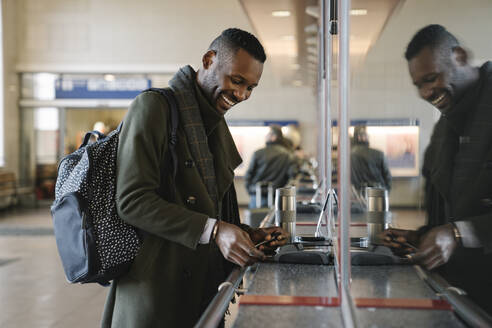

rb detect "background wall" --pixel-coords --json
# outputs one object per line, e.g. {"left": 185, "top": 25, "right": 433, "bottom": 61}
{"left": 5, "top": 0, "right": 318, "bottom": 205}
{"left": 12, "top": 0, "right": 318, "bottom": 154}
{"left": 4, "top": 0, "right": 492, "bottom": 206}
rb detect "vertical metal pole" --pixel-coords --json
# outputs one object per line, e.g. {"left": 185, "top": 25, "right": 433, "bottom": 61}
{"left": 323, "top": 0, "right": 333, "bottom": 238}
{"left": 319, "top": 0, "right": 327, "bottom": 202}
{"left": 338, "top": 0, "right": 351, "bottom": 291}
{"left": 338, "top": 0, "right": 356, "bottom": 325}
{"left": 58, "top": 107, "right": 66, "bottom": 159}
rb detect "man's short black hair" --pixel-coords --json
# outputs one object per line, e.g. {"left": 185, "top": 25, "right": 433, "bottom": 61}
{"left": 209, "top": 28, "right": 266, "bottom": 63}
{"left": 405, "top": 24, "right": 459, "bottom": 61}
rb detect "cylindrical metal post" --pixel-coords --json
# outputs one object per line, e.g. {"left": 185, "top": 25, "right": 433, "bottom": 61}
{"left": 323, "top": 0, "right": 333, "bottom": 238}
{"left": 319, "top": 0, "right": 327, "bottom": 202}
{"left": 338, "top": 0, "right": 351, "bottom": 292}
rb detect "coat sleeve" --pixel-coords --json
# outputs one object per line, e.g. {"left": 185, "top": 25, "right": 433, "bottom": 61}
{"left": 463, "top": 213, "right": 492, "bottom": 253}
{"left": 116, "top": 92, "right": 208, "bottom": 250}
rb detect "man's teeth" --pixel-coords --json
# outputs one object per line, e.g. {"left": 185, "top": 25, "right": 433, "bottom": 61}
{"left": 221, "top": 94, "right": 235, "bottom": 106}
{"left": 432, "top": 93, "right": 445, "bottom": 106}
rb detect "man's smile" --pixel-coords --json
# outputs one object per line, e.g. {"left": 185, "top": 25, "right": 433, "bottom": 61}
{"left": 220, "top": 94, "right": 237, "bottom": 108}
{"left": 429, "top": 91, "right": 451, "bottom": 111}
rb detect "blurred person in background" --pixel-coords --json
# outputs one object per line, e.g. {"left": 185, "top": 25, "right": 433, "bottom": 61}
{"left": 102, "top": 28, "right": 289, "bottom": 328}
{"left": 283, "top": 124, "right": 314, "bottom": 178}
{"left": 383, "top": 24, "right": 492, "bottom": 314}
{"left": 244, "top": 125, "right": 298, "bottom": 208}
{"left": 350, "top": 125, "right": 392, "bottom": 194}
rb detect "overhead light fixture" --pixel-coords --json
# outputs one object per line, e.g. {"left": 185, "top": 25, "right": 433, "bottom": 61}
{"left": 306, "top": 37, "right": 317, "bottom": 45}
{"left": 307, "top": 54, "right": 318, "bottom": 63}
{"left": 104, "top": 74, "right": 115, "bottom": 82}
{"left": 305, "top": 6, "right": 319, "bottom": 18}
{"left": 304, "top": 23, "right": 318, "bottom": 34}
{"left": 281, "top": 35, "right": 295, "bottom": 41}
{"left": 272, "top": 10, "right": 291, "bottom": 17}
{"left": 292, "top": 80, "right": 303, "bottom": 87}
{"left": 307, "top": 46, "right": 317, "bottom": 55}
{"left": 350, "top": 9, "right": 367, "bottom": 16}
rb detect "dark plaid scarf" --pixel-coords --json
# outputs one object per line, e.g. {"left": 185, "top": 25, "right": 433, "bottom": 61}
{"left": 168, "top": 66, "right": 219, "bottom": 213}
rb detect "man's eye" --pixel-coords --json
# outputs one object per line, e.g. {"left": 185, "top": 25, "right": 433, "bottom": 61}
{"left": 231, "top": 79, "right": 241, "bottom": 84}
{"left": 424, "top": 75, "right": 438, "bottom": 83}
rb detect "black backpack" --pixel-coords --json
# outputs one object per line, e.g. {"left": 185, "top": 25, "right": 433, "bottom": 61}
{"left": 51, "top": 88, "right": 179, "bottom": 286}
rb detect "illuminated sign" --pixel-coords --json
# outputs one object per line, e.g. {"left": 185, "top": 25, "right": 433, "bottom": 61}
{"left": 55, "top": 77, "right": 151, "bottom": 99}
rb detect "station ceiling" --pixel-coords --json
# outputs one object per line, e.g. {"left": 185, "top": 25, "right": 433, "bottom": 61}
{"left": 240, "top": 0, "right": 401, "bottom": 88}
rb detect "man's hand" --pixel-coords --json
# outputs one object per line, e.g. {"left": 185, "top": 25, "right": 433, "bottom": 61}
{"left": 248, "top": 226, "right": 290, "bottom": 251}
{"left": 215, "top": 221, "right": 265, "bottom": 267}
{"left": 412, "top": 224, "right": 458, "bottom": 270}
{"left": 381, "top": 228, "right": 420, "bottom": 255}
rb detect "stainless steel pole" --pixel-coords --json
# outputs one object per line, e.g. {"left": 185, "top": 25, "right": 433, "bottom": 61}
{"left": 324, "top": 0, "right": 332, "bottom": 204}
{"left": 338, "top": 0, "right": 351, "bottom": 291}
{"left": 338, "top": 0, "right": 356, "bottom": 326}
{"left": 319, "top": 0, "right": 327, "bottom": 202}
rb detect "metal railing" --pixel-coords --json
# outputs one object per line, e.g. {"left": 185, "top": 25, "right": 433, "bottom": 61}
{"left": 194, "top": 266, "right": 249, "bottom": 328}
{"left": 414, "top": 265, "right": 492, "bottom": 327}
{"left": 194, "top": 209, "right": 273, "bottom": 328}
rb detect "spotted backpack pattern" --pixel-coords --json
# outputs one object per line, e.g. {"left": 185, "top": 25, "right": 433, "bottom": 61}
{"left": 51, "top": 88, "right": 179, "bottom": 285}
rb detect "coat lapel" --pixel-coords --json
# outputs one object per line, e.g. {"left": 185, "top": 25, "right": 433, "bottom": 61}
{"left": 429, "top": 119, "right": 458, "bottom": 204}
{"left": 209, "top": 120, "right": 242, "bottom": 202}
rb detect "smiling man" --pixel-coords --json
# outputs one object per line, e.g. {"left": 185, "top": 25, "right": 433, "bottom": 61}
{"left": 383, "top": 24, "right": 492, "bottom": 314}
{"left": 102, "top": 28, "right": 289, "bottom": 328}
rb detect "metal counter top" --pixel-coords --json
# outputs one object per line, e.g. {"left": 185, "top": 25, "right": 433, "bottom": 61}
{"left": 231, "top": 208, "right": 469, "bottom": 327}
{"left": 232, "top": 262, "right": 466, "bottom": 327}
{"left": 245, "top": 263, "right": 338, "bottom": 297}
{"left": 234, "top": 263, "right": 342, "bottom": 328}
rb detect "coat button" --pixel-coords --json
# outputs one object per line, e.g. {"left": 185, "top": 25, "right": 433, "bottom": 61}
{"left": 183, "top": 269, "right": 192, "bottom": 279}
{"left": 186, "top": 196, "right": 197, "bottom": 205}
{"left": 480, "top": 198, "right": 492, "bottom": 207}
{"left": 184, "top": 159, "right": 195, "bottom": 168}
{"left": 484, "top": 161, "right": 492, "bottom": 169}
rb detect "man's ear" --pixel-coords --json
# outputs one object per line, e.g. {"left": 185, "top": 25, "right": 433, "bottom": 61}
{"left": 452, "top": 46, "right": 468, "bottom": 66}
{"left": 202, "top": 50, "right": 217, "bottom": 69}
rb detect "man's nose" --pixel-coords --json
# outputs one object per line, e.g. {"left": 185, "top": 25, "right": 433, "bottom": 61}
{"left": 419, "top": 86, "right": 433, "bottom": 101}
{"left": 234, "top": 87, "right": 248, "bottom": 102}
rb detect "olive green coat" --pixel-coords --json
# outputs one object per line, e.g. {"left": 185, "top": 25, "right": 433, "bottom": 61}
{"left": 101, "top": 69, "right": 242, "bottom": 328}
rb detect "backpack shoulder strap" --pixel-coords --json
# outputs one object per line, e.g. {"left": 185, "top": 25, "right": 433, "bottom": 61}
{"left": 142, "top": 88, "right": 179, "bottom": 180}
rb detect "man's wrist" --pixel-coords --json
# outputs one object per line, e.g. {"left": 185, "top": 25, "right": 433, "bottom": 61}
{"left": 450, "top": 222, "right": 462, "bottom": 246}
{"left": 199, "top": 218, "right": 217, "bottom": 244}
{"left": 211, "top": 220, "right": 220, "bottom": 243}
{"left": 453, "top": 220, "right": 482, "bottom": 248}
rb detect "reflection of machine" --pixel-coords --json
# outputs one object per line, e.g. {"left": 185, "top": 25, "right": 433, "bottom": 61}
{"left": 333, "top": 119, "right": 420, "bottom": 177}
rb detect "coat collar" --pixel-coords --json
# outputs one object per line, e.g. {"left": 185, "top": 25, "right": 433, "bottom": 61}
{"left": 169, "top": 65, "right": 242, "bottom": 198}
{"left": 193, "top": 79, "right": 222, "bottom": 137}
{"left": 427, "top": 62, "right": 492, "bottom": 201}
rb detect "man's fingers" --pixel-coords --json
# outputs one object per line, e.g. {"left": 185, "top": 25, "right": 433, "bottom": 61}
{"left": 229, "top": 253, "right": 247, "bottom": 267}
{"left": 411, "top": 246, "right": 432, "bottom": 263}
{"left": 235, "top": 242, "right": 264, "bottom": 262}
{"left": 232, "top": 247, "right": 256, "bottom": 266}
{"left": 421, "top": 248, "right": 444, "bottom": 270}
{"left": 427, "top": 257, "right": 445, "bottom": 271}
{"left": 395, "top": 236, "right": 408, "bottom": 243}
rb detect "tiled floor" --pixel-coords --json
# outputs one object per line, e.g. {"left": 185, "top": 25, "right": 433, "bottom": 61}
{"left": 0, "top": 207, "right": 106, "bottom": 328}
{"left": 0, "top": 206, "right": 426, "bottom": 327}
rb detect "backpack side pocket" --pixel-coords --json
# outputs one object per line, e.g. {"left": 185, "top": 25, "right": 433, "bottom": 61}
{"left": 51, "top": 192, "right": 95, "bottom": 283}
